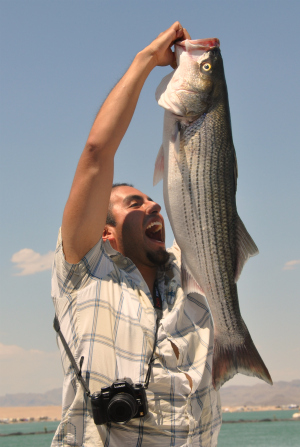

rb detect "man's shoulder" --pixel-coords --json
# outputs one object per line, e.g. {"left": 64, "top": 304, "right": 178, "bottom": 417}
{"left": 52, "top": 229, "right": 115, "bottom": 295}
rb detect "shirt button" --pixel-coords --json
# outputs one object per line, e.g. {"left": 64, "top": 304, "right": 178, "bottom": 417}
{"left": 123, "top": 259, "right": 128, "bottom": 265}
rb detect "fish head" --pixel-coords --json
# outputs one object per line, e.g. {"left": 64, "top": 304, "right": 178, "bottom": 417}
{"left": 156, "top": 38, "right": 226, "bottom": 120}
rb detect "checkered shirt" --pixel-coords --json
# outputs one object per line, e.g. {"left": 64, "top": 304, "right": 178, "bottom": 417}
{"left": 51, "top": 228, "right": 221, "bottom": 446}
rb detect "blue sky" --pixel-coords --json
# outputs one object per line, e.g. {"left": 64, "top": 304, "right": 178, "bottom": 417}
{"left": 0, "top": 0, "right": 299, "bottom": 395}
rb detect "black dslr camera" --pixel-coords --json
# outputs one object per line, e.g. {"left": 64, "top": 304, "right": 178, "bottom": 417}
{"left": 91, "top": 379, "right": 148, "bottom": 425}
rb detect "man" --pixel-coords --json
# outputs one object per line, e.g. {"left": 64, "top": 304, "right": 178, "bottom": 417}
{"left": 51, "top": 22, "right": 222, "bottom": 446}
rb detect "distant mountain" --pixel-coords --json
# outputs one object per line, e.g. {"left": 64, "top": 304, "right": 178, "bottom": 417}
{"left": 0, "top": 380, "right": 299, "bottom": 407}
{"left": 220, "top": 379, "right": 300, "bottom": 407}
{"left": 0, "top": 388, "right": 62, "bottom": 407}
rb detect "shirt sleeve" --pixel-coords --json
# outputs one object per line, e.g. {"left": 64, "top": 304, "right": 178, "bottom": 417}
{"left": 51, "top": 228, "right": 108, "bottom": 298}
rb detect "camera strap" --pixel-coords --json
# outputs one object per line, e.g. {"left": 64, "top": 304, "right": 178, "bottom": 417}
{"left": 153, "top": 279, "right": 162, "bottom": 310}
{"left": 53, "top": 315, "right": 91, "bottom": 397}
{"left": 144, "top": 281, "right": 162, "bottom": 388}
{"left": 53, "top": 281, "right": 162, "bottom": 393}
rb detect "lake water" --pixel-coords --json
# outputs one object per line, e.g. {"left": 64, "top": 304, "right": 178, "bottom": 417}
{"left": 0, "top": 420, "right": 58, "bottom": 447}
{"left": 220, "top": 410, "right": 299, "bottom": 447}
{"left": 0, "top": 411, "right": 299, "bottom": 446}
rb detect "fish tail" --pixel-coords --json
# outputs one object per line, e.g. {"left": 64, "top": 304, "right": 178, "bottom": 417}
{"left": 212, "top": 332, "right": 273, "bottom": 390}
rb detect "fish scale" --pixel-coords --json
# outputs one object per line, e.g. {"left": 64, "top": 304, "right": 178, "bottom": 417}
{"left": 155, "top": 38, "right": 272, "bottom": 389}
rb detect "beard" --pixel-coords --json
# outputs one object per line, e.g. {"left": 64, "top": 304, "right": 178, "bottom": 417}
{"left": 146, "top": 248, "right": 170, "bottom": 266}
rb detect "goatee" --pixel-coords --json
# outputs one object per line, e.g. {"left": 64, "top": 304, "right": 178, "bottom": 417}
{"left": 146, "top": 249, "right": 170, "bottom": 266}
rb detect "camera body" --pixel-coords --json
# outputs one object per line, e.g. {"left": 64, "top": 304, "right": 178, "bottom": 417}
{"left": 91, "top": 379, "right": 148, "bottom": 425}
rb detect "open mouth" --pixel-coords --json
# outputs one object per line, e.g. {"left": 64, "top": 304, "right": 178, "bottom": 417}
{"left": 145, "top": 221, "right": 163, "bottom": 242}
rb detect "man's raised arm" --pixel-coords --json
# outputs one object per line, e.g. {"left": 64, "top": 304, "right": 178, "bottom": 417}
{"left": 61, "top": 22, "right": 190, "bottom": 263}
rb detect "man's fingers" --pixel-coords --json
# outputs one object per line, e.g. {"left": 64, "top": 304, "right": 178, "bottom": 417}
{"left": 182, "top": 28, "right": 191, "bottom": 40}
{"left": 170, "top": 53, "right": 177, "bottom": 70}
{"left": 175, "top": 27, "right": 184, "bottom": 39}
{"left": 150, "top": 22, "right": 190, "bottom": 68}
{"left": 175, "top": 28, "right": 191, "bottom": 41}
{"left": 173, "top": 25, "right": 191, "bottom": 45}
{"left": 169, "top": 25, "right": 191, "bottom": 69}
{"left": 157, "top": 22, "right": 190, "bottom": 48}
{"left": 171, "top": 21, "right": 184, "bottom": 31}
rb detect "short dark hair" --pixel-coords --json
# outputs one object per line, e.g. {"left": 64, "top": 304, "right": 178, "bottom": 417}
{"left": 106, "top": 183, "right": 134, "bottom": 227}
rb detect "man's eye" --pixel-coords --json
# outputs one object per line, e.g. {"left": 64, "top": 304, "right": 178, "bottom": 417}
{"left": 129, "top": 203, "right": 139, "bottom": 208}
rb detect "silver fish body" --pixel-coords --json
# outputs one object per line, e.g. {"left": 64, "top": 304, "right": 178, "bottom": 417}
{"left": 155, "top": 39, "right": 272, "bottom": 389}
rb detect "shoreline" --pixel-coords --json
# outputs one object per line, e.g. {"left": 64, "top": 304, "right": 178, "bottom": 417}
{"left": 0, "top": 406, "right": 61, "bottom": 422}
{"left": 221, "top": 405, "right": 296, "bottom": 413}
{"left": 0, "top": 405, "right": 298, "bottom": 424}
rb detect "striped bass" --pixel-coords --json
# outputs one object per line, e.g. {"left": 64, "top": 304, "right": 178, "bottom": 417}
{"left": 154, "top": 38, "right": 272, "bottom": 390}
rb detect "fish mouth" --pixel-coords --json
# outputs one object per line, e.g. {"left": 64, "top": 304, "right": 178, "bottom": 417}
{"left": 176, "top": 38, "right": 220, "bottom": 51}
{"left": 145, "top": 221, "right": 164, "bottom": 243}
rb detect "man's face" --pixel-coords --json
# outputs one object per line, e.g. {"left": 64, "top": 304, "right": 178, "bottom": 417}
{"left": 104, "top": 186, "right": 169, "bottom": 268}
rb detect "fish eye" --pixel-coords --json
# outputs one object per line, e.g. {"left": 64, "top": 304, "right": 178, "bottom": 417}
{"left": 202, "top": 63, "right": 212, "bottom": 71}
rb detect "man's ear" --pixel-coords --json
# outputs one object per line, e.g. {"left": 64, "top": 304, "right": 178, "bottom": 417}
{"left": 102, "top": 225, "right": 117, "bottom": 250}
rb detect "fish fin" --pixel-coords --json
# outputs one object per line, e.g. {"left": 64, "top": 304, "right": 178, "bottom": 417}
{"left": 235, "top": 215, "right": 259, "bottom": 282}
{"left": 233, "top": 144, "right": 238, "bottom": 194}
{"left": 166, "top": 119, "right": 181, "bottom": 165}
{"left": 212, "top": 330, "right": 273, "bottom": 390}
{"left": 153, "top": 144, "right": 164, "bottom": 186}
{"left": 161, "top": 111, "right": 181, "bottom": 165}
{"left": 181, "top": 258, "right": 205, "bottom": 296}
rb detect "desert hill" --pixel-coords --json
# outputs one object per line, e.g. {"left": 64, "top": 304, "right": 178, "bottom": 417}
{"left": 0, "top": 380, "right": 299, "bottom": 407}
{"left": 220, "top": 379, "right": 300, "bottom": 407}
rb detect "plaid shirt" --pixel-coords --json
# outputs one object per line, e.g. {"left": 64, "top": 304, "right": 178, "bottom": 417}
{"left": 51, "top": 229, "right": 221, "bottom": 446}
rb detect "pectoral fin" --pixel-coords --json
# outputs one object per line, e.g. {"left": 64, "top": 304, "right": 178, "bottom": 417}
{"left": 235, "top": 215, "right": 259, "bottom": 282}
{"left": 153, "top": 144, "right": 164, "bottom": 186}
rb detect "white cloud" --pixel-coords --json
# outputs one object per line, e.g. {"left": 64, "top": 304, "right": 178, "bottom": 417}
{"left": 0, "top": 343, "right": 63, "bottom": 395}
{"left": 11, "top": 248, "right": 54, "bottom": 275}
{"left": 283, "top": 259, "right": 300, "bottom": 271}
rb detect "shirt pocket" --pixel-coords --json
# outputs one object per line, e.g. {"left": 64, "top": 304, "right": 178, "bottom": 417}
{"left": 56, "top": 385, "right": 86, "bottom": 446}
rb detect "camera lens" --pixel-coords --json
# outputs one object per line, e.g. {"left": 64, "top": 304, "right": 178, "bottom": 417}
{"left": 107, "top": 393, "right": 138, "bottom": 424}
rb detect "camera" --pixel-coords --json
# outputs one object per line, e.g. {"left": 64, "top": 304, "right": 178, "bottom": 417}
{"left": 91, "top": 379, "right": 148, "bottom": 425}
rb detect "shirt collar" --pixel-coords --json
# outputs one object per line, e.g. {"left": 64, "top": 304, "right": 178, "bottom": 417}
{"left": 103, "top": 239, "right": 176, "bottom": 285}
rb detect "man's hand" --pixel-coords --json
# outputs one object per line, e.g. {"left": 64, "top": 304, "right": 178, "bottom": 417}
{"left": 145, "top": 22, "right": 191, "bottom": 69}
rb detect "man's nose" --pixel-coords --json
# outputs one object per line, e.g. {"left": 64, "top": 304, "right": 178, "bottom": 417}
{"left": 147, "top": 201, "right": 161, "bottom": 214}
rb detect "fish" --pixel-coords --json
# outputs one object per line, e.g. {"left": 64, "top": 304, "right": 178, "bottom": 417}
{"left": 154, "top": 38, "right": 272, "bottom": 390}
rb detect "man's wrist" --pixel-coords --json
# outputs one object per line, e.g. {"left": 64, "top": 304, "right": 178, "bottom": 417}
{"left": 134, "top": 46, "right": 158, "bottom": 75}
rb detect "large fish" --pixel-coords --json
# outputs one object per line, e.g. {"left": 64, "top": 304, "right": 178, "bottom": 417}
{"left": 154, "top": 38, "right": 272, "bottom": 390}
